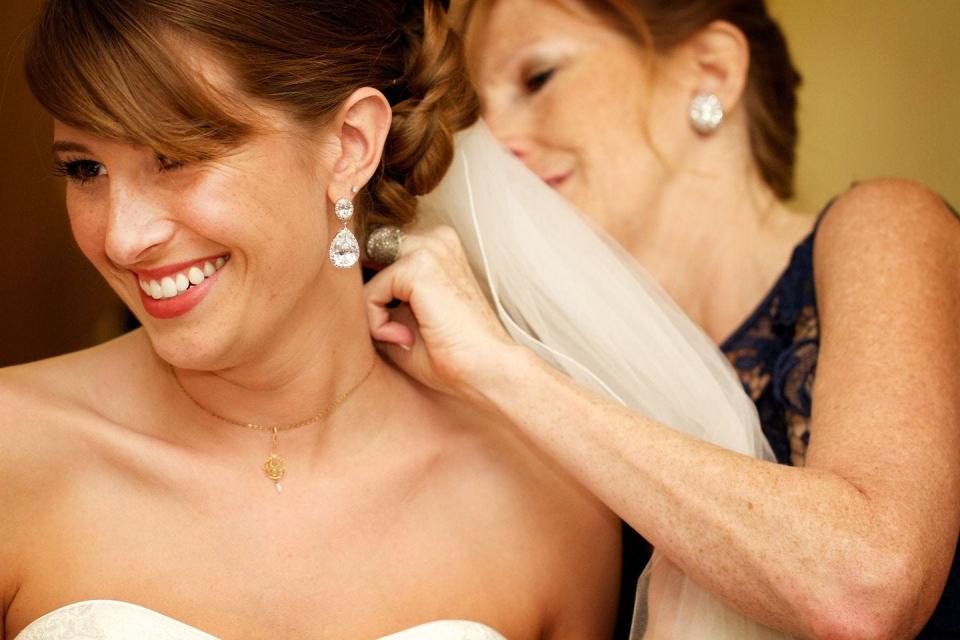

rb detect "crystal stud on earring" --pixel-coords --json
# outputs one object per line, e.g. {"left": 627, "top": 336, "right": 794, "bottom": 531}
{"left": 689, "top": 93, "right": 724, "bottom": 134}
{"left": 329, "top": 197, "right": 360, "bottom": 269}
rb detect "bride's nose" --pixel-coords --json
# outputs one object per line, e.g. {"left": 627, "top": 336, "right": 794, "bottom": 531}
{"left": 103, "top": 182, "right": 176, "bottom": 267}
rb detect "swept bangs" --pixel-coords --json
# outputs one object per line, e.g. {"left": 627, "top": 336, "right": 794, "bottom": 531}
{"left": 25, "top": 0, "right": 251, "bottom": 160}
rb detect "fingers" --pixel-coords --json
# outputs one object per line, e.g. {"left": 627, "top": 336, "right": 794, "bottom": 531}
{"left": 369, "top": 298, "right": 417, "bottom": 347}
{"left": 365, "top": 236, "right": 437, "bottom": 350}
{"left": 375, "top": 305, "right": 421, "bottom": 356}
{"left": 363, "top": 230, "right": 432, "bottom": 309}
{"left": 364, "top": 262, "right": 417, "bottom": 348}
{"left": 362, "top": 224, "right": 509, "bottom": 398}
{"left": 370, "top": 319, "right": 415, "bottom": 347}
{"left": 363, "top": 223, "right": 500, "bottom": 356}
{"left": 363, "top": 226, "right": 456, "bottom": 345}
{"left": 374, "top": 306, "right": 430, "bottom": 382}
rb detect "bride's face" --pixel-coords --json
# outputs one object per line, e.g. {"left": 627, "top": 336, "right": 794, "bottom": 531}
{"left": 53, "top": 105, "right": 341, "bottom": 368}
{"left": 465, "top": 0, "right": 693, "bottom": 235}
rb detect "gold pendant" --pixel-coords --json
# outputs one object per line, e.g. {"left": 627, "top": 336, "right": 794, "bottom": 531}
{"left": 263, "top": 427, "right": 285, "bottom": 492}
{"left": 263, "top": 453, "right": 285, "bottom": 481}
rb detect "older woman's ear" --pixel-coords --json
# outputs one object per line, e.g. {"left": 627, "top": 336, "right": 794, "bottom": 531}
{"left": 327, "top": 88, "right": 393, "bottom": 199}
{"left": 676, "top": 20, "right": 751, "bottom": 124}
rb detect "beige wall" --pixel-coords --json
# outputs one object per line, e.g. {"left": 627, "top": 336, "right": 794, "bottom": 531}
{"left": 769, "top": 0, "right": 959, "bottom": 212}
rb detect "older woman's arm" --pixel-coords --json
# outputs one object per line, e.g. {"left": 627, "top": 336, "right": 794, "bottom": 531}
{"left": 366, "top": 179, "right": 960, "bottom": 639}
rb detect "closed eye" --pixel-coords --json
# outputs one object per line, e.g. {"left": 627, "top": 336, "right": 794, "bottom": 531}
{"left": 524, "top": 68, "right": 555, "bottom": 93}
{"left": 156, "top": 154, "right": 185, "bottom": 172}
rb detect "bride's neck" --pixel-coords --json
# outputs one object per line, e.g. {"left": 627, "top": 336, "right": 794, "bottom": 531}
{"left": 164, "top": 280, "right": 381, "bottom": 432}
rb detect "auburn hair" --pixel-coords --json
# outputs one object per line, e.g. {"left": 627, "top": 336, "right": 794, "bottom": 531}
{"left": 462, "top": 0, "right": 802, "bottom": 199}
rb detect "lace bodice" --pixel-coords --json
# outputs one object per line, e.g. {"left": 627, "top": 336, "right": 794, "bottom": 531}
{"left": 720, "top": 219, "right": 819, "bottom": 467}
{"left": 14, "top": 600, "right": 507, "bottom": 640}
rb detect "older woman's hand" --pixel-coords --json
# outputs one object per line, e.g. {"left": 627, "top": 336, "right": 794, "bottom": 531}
{"left": 364, "top": 225, "right": 518, "bottom": 405}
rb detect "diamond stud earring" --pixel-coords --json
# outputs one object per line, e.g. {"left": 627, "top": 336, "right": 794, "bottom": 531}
{"left": 689, "top": 93, "right": 724, "bottom": 134}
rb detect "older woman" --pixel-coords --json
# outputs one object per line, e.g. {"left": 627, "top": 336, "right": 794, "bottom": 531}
{"left": 0, "top": 2, "right": 623, "bottom": 639}
{"left": 366, "top": 0, "right": 960, "bottom": 638}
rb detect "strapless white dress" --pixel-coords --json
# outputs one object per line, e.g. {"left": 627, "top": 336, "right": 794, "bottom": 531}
{"left": 14, "top": 600, "right": 508, "bottom": 639}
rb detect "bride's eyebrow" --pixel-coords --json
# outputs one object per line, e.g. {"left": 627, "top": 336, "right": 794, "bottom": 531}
{"left": 52, "top": 141, "right": 92, "bottom": 154}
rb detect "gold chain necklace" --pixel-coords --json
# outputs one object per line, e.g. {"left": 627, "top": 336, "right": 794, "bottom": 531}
{"left": 171, "top": 358, "right": 377, "bottom": 492}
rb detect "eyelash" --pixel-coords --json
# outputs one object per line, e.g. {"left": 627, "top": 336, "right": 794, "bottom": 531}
{"left": 53, "top": 159, "right": 103, "bottom": 186}
{"left": 53, "top": 155, "right": 185, "bottom": 186}
{"left": 524, "top": 68, "right": 556, "bottom": 93}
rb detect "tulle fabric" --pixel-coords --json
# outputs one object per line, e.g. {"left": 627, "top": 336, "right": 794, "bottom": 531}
{"left": 418, "top": 123, "right": 791, "bottom": 639}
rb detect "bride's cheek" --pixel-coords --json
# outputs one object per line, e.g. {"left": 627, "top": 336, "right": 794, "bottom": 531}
{"left": 68, "top": 207, "right": 109, "bottom": 265}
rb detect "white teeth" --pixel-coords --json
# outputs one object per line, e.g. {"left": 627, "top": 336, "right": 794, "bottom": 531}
{"left": 161, "top": 277, "right": 178, "bottom": 299}
{"left": 188, "top": 267, "right": 205, "bottom": 285}
{"left": 140, "top": 256, "right": 228, "bottom": 302}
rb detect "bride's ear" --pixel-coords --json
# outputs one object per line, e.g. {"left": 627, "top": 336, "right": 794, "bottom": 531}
{"left": 327, "top": 88, "right": 392, "bottom": 200}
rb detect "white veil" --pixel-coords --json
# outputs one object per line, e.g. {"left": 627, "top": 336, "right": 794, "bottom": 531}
{"left": 418, "top": 122, "right": 791, "bottom": 638}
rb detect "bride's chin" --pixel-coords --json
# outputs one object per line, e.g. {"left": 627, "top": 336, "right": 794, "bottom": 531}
{"left": 144, "top": 331, "right": 236, "bottom": 373}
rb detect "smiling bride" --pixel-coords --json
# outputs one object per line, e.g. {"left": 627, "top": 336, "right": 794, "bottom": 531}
{"left": 0, "top": 1, "right": 622, "bottom": 638}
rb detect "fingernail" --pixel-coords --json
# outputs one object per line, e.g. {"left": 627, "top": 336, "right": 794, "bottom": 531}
{"left": 399, "top": 344, "right": 411, "bottom": 352}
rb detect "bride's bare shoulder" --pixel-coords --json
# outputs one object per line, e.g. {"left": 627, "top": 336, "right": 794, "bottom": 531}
{"left": 426, "top": 396, "right": 621, "bottom": 630}
{"left": 1, "top": 332, "right": 145, "bottom": 413}
{"left": 0, "top": 332, "right": 152, "bottom": 598}
{"left": 0, "top": 331, "right": 152, "bottom": 481}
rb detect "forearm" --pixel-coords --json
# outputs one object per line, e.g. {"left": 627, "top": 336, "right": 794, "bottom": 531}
{"left": 476, "top": 346, "right": 946, "bottom": 639}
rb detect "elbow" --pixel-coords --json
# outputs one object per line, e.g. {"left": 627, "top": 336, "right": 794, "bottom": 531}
{"left": 798, "top": 549, "right": 927, "bottom": 640}
{"left": 803, "top": 612, "right": 906, "bottom": 640}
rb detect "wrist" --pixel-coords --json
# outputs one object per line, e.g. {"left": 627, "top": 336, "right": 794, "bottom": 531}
{"left": 458, "top": 341, "right": 545, "bottom": 412}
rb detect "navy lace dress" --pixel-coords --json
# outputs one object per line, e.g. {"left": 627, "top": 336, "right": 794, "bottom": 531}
{"left": 719, "top": 201, "right": 960, "bottom": 637}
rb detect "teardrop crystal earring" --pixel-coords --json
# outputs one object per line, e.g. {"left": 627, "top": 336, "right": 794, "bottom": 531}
{"left": 328, "top": 194, "right": 360, "bottom": 269}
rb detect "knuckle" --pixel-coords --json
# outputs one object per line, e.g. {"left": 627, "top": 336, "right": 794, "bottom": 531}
{"left": 432, "top": 225, "right": 463, "bottom": 252}
{"left": 408, "top": 248, "right": 437, "bottom": 272}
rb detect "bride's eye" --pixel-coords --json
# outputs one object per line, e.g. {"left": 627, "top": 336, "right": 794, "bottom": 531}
{"left": 524, "top": 67, "right": 555, "bottom": 93}
{"left": 53, "top": 159, "right": 106, "bottom": 186}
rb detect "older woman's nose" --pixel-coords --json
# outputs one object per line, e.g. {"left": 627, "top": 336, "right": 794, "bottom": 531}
{"left": 502, "top": 138, "right": 532, "bottom": 161}
{"left": 482, "top": 105, "right": 534, "bottom": 162}
{"left": 103, "top": 185, "right": 175, "bottom": 267}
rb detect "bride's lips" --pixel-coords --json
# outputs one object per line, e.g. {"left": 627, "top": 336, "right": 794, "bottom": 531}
{"left": 134, "top": 253, "right": 230, "bottom": 320}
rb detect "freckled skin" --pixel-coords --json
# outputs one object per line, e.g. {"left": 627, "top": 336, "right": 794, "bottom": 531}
{"left": 57, "top": 119, "right": 338, "bottom": 371}
{"left": 465, "top": 0, "right": 696, "bottom": 239}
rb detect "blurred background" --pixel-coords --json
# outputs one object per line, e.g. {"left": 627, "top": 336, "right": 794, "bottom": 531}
{"left": 1, "top": 0, "right": 957, "bottom": 366}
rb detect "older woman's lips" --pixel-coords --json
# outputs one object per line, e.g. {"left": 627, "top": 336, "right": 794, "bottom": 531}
{"left": 542, "top": 171, "right": 573, "bottom": 189}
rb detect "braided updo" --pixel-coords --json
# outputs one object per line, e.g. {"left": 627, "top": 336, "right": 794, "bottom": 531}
{"left": 369, "top": 1, "right": 480, "bottom": 228}
{"left": 25, "top": 0, "right": 479, "bottom": 231}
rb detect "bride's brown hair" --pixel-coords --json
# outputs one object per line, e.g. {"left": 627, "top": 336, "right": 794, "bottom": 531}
{"left": 25, "top": 0, "right": 479, "bottom": 229}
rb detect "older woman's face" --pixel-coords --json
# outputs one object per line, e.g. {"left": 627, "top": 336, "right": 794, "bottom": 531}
{"left": 51, "top": 110, "right": 339, "bottom": 368}
{"left": 465, "top": 0, "right": 691, "bottom": 234}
